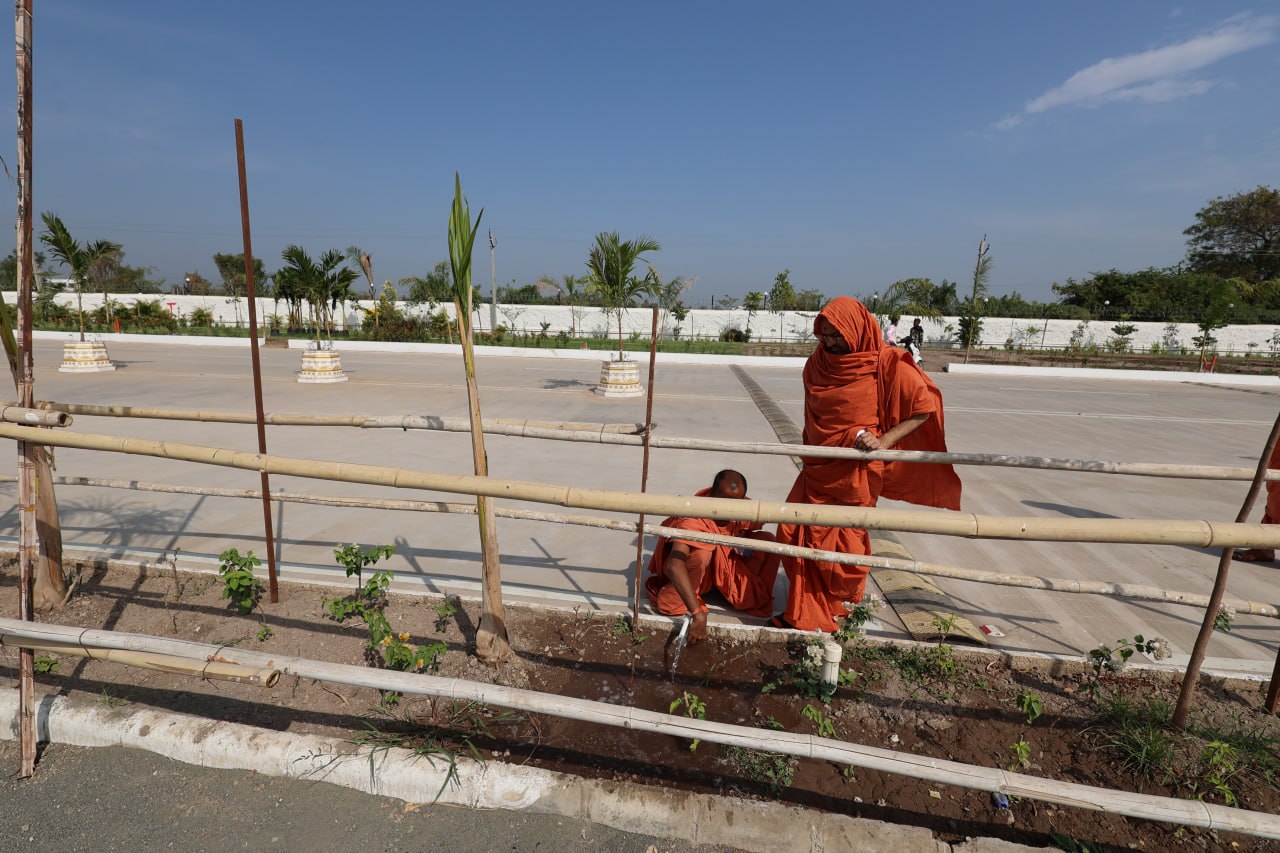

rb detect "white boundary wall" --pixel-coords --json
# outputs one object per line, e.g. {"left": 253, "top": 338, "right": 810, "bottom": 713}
{"left": 44, "top": 293, "right": 1280, "bottom": 352}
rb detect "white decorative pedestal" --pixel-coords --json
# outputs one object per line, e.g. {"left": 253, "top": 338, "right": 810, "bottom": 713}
{"left": 594, "top": 358, "right": 644, "bottom": 398}
{"left": 58, "top": 340, "right": 115, "bottom": 373}
{"left": 297, "top": 347, "right": 348, "bottom": 383}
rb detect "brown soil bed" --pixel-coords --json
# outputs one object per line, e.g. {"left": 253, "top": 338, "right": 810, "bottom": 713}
{"left": 3, "top": 559, "right": 1278, "bottom": 852}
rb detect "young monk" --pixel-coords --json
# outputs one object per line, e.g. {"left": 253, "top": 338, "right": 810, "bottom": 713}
{"left": 775, "top": 296, "right": 962, "bottom": 632}
{"left": 645, "top": 469, "right": 781, "bottom": 645}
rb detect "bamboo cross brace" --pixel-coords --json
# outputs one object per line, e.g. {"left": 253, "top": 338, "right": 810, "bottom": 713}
{"left": 2, "top": 421, "right": 1279, "bottom": 548}
{"left": 8, "top": 473, "right": 1279, "bottom": 620}
{"left": 16, "top": 399, "right": 1277, "bottom": 483}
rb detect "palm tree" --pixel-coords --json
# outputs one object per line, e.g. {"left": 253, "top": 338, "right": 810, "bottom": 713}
{"left": 39, "top": 212, "right": 120, "bottom": 341}
{"left": 345, "top": 245, "right": 377, "bottom": 331}
{"left": 278, "top": 246, "right": 358, "bottom": 343}
{"left": 962, "top": 236, "right": 992, "bottom": 364}
{"left": 585, "top": 231, "right": 660, "bottom": 360}
{"left": 448, "top": 173, "right": 511, "bottom": 665}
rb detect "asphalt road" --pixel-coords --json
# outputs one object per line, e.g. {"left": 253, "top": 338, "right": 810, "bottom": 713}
{"left": 3, "top": 339, "right": 1279, "bottom": 675}
{"left": 0, "top": 740, "right": 717, "bottom": 853}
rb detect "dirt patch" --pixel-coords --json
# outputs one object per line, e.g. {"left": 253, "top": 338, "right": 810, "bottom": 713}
{"left": 3, "top": 557, "right": 1278, "bottom": 852}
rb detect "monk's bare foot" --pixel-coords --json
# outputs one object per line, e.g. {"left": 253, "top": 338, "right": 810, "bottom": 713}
{"left": 1234, "top": 548, "right": 1276, "bottom": 563}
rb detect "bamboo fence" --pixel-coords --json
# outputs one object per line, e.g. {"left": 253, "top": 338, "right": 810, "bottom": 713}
{"left": 0, "top": 635, "right": 279, "bottom": 686}
{"left": 16, "top": 399, "right": 1280, "bottom": 482}
{"left": 0, "top": 406, "right": 69, "bottom": 428}
{"left": 7, "top": 473, "right": 1278, "bottom": 620}
{"left": 2, "top": 616, "right": 1277, "bottom": 841}
{"left": 2, "top": 422, "right": 1279, "bottom": 549}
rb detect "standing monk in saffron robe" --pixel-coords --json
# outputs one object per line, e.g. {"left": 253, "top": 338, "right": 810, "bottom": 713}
{"left": 646, "top": 469, "right": 782, "bottom": 644}
{"left": 775, "top": 297, "right": 962, "bottom": 632}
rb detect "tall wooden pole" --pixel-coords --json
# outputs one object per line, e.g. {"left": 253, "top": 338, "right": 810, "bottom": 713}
{"left": 631, "top": 308, "right": 660, "bottom": 627}
{"left": 14, "top": 0, "right": 37, "bottom": 777}
{"left": 1173, "top": 409, "right": 1280, "bottom": 729}
{"left": 234, "top": 119, "right": 278, "bottom": 603}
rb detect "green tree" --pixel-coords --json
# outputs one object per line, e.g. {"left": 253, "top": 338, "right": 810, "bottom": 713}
{"left": 768, "top": 269, "right": 796, "bottom": 312}
{"left": 276, "top": 246, "right": 357, "bottom": 342}
{"left": 1184, "top": 186, "right": 1280, "bottom": 283}
{"left": 345, "top": 246, "right": 377, "bottom": 330}
{"left": 39, "top": 212, "right": 121, "bottom": 341}
{"left": 213, "top": 252, "right": 268, "bottom": 298}
{"left": 585, "top": 231, "right": 661, "bottom": 360}
{"left": 0, "top": 250, "right": 47, "bottom": 290}
{"left": 881, "top": 277, "right": 945, "bottom": 320}
{"left": 400, "top": 261, "right": 453, "bottom": 308}
{"left": 447, "top": 173, "right": 511, "bottom": 665}
{"left": 181, "top": 271, "right": 217, "bottom": 295}
{"left": 795, "top": 288, "right": 825, "bottom": 311}
{"left": 645, "top": 266, "right": 693, "bottom": 341}
{"left": 742, "top": 290, "right": 765, "bottom": 336}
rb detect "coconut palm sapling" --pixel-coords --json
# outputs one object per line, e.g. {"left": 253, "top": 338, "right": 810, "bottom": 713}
{"left": 39, "top": 213, "right": 120, "bottom": 341}
{"left": 447, "top": 173, "right": 511, "bottom": 664}
{"left": 586, "top": 231, "right": 660, "bottom": 360}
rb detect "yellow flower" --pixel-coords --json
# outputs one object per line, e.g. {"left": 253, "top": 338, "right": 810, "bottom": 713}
{"left": 414, "top": 658, "right": 424, "bottom": 669}
{"left": 381, "top": 635, "right": 392, "bottom": 646}
{"left": 398, "top": 632, "right": 410, "bottom": 642}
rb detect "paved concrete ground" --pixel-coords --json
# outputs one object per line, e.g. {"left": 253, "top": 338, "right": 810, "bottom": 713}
{"left": 3, "top": 339, "right": 1279, "bottom": 676}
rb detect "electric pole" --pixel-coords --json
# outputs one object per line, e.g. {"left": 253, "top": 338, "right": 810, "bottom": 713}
{"left": 489, "top": 229, "right": 497, "bottom": 335}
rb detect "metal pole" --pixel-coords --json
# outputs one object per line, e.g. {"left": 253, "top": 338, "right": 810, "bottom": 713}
{"left": 1173, "top": 408, "right": 1280, "bottom": 729}
{"left": 14, "top": 0, "right": 36, "bottom": 778}
{"left": 632, "top": 308, "right": 660, "bottom": 627}
{"left": 488, "top": 229, "right": 496, "bottom": 337}
{"left": 234, "top": 119, "right": 279, "bottom": 604}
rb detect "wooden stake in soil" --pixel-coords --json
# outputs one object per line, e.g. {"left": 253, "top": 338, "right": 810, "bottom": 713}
{"left": 631, "top": 308, "right": 659, "bottom": 628}
{"left": 1173, "top": 408, "right": 1280, "bottom": 730}
{"left": 13, "top": 0, "right": 37, "bottom": 778}
{"left": 234, "top": 119, "right": 279, "bottom": 603}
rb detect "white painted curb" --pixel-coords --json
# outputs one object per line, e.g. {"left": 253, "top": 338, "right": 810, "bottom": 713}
{"left": 33, "top": 330, "right": 252, "bottom": 348}
{"left": 944, "top": 363, "right": 1280, "bottom": 386}
{"left": 0, "top": 692, "right": 1022, "bottom": 852}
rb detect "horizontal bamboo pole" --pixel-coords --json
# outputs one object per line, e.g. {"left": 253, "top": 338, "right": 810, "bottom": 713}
{"left": 11, "top": 474, "right": 1279, "bottom": 620}
{"left": 17, "top": 401, "right": 645, "bottom": 436}
{"left": 0, "top": 405, "right": 70, "bottom": 428}
{"left": 3, "top": 421, "right": 1279, "bottom": 548}
{"left": 20, "top": 399, "right": 1278, "bottom": 482}
{"left": 0, "top": 635, "right": 280, "bottom": 686}
{"left": 1, "top": 616, "right": 1274, "bottom": 840}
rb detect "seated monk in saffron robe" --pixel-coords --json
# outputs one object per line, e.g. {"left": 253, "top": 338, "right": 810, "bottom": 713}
{"left": 775, "top": 297, "right": 962, "bottom": 632}
{"left": 645, "top": 469, "right": 782, "bottom": 644}
{"left": 1236, "top": 438, "right": 1280, "bottom": 563}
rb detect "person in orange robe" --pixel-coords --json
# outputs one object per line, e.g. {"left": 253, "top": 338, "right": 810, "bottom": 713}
{"left": 775, "top": 296, "right": 962, "bottom": 632}
{"left": 1236, "top": 439, "right": 1280, "bottom": 563}
{"left": 646, "top": 469, "right": 782, "bottom": 644}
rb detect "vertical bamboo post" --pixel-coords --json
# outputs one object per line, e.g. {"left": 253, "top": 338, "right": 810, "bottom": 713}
{"left": 234, "top": 119, "right": 279, "bottom": 603}
{"left": 1173, "top": 409, "right": 1280, "bottom": 729}
{"left": 13, "top": 0, "right": 37, "bottom": 777}
{"left": 631, "top": 308, "right": 660, "bottom": 627}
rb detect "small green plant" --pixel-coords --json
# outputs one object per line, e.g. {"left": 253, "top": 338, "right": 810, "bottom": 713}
{"left": 669, "top": 692, "right": 707, "bottom": 751}
{"left": 1083, "top": 634, "right": 1167, "bottom": 697}
{"left": 334, "top": 543, "right": 396, "bottom": 584}
{"left": 801, "top": 703, "right": 836, "bottom": 738}
{"left": 1009, "top": 737, "right": 1032, "bottom": 771}
{"left": 833, "top": 595, "right": 881, "bottom": 643}
{"left": 256, "top": 624, "right": 274, "bottom": 642}
{"left": 607, "top": 613, "right": 647, "bottom": 644}
{"left": 217, "top": 548, "right": 264, "bottom": 616}
{"left": 930, "top": 612, "right": 959, "bottom": 642}
{"left": 96, "top": 686, "right": 124, "bottom": 708}
{"left": 1196, "top": 740, "right": 1241, "bottom": 806}
{"left": 723, "top": 745, "right": 796, "bottom": 795}
{"left": 33, "top": 655, "right": 59, "bottom": 674}
{"left": 1018, "top": 690, "right": 1043, "bottom": 726}
{"left": 762, "top": 715, "right": 784, "bottom": 731}
{"left": 433, "top": 595, "right": 460, "bottom": 632}
{"left": 1213, "top": 607, "right": 1233, "bottom": 633}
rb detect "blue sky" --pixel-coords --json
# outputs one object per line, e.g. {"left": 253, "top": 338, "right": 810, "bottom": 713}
{"left": 5, "top": 1, "right": 1278, "bottom": 304}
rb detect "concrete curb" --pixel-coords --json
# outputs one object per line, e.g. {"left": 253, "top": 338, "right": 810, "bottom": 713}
{"left": 944, "top": 362, "right": 1280, "bottom": 386}
{"left": 32, "top": 330, "right": 252, "bottom": 347}
{"left": 0, "top": 693, "right": 1042, "bottom": 852}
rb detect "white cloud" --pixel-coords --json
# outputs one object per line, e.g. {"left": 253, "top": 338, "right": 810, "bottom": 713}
{"left": 995, "top": 14, "right": 1275, "bottom": 129}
